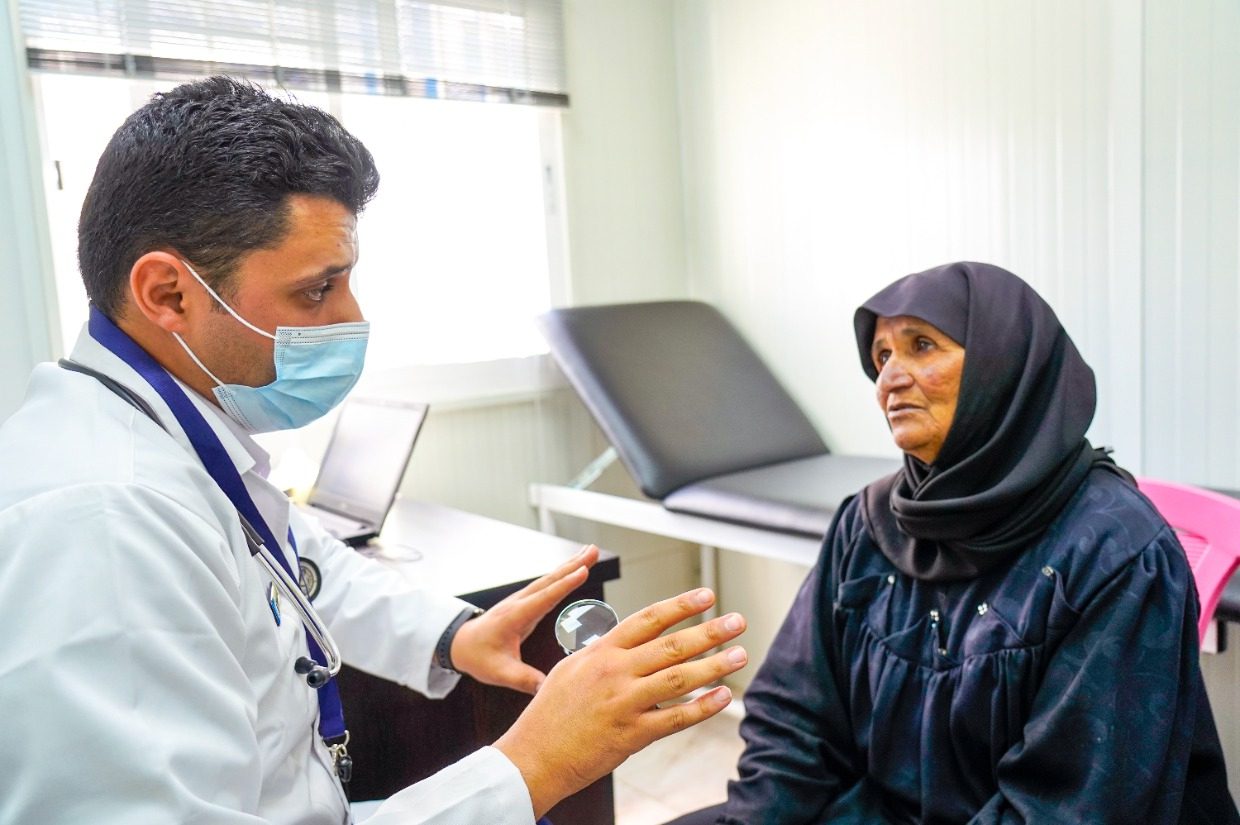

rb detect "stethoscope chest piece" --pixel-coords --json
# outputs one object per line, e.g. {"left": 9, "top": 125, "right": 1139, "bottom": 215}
{"left": 298, "top": 558, "right": 321, "bottom": 601}
{"left": 555, "top": 599, "right": 619, "bottom": 654}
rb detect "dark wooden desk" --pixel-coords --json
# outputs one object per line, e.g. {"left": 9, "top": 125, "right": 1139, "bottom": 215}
{"left": 336, "top": 500, "right": 621, "bottom": 824}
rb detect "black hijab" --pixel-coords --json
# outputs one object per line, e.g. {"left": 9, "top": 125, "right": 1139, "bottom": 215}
{"left": 853, "top": 261, "right": 1127, "bottom": 582}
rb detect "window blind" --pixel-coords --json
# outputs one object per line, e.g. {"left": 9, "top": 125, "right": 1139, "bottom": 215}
{"left": 19, "top": 0, "right": 567, "bottom": 105}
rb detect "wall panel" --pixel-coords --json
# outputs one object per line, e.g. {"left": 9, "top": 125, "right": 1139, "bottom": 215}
{"left": 1142, "top": 0, "right": 1240, "bottom": 488}
{"left": 675, "top": 0, "right": 1144, "bottom": 467}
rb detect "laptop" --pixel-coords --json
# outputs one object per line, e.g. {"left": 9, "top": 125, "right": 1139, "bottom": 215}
{"left": 299, "top": 397, "right": 430, "bottom": 546}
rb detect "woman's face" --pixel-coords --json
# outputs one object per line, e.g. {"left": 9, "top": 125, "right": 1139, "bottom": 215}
{"left": 870, "top": 315, "right": 965, "bottom": 465}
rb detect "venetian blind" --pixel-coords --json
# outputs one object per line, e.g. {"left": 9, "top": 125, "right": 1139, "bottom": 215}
{"left": 19, "top": 0, "right": 567, "bottom": 104}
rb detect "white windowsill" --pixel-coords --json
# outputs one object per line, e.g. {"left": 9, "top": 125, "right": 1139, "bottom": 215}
{"left": 353, "top": 352, "right": 569, "bottom": 411}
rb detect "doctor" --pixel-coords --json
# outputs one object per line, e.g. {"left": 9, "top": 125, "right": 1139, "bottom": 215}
{"left": 0, "top": 77, "right": 748, "bottom": 823}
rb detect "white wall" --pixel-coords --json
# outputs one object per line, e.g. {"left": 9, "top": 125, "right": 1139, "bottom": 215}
{"left": 560, "top": 0, "right": 691, "bottom": 305}
{"left": 674, "top": 0, "right": 1144, "bottom": 465}
{"left": 668, "top": 0, "right": 1240, "bottom": 487}
{"left": 1142, "top": 0, "right": 1240, "bottom": 489}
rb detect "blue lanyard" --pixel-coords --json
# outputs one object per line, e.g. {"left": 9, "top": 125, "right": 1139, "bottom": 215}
{"left": 89, "top": 308, "right": 347, "bottom": 743}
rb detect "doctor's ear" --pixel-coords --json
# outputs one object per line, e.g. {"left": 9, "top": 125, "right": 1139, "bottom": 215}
{"left": 128, "top": 251, "right": 199, "bottom": 333}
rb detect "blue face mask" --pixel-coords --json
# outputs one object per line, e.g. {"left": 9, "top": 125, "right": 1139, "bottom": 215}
{"left": 172, "top": 261, "right": 369, "bottom": 433}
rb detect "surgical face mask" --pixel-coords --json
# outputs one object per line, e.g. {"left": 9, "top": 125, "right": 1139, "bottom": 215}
{"left": 172, "top": 260, "right": 369, "bottom": 433}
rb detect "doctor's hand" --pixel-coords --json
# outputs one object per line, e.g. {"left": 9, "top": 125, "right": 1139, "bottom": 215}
{"left": 494, "top": 588, "right": 747, "bottom": 818}
{"left": 449, "top": 544, "right": 599, "bottom": 695}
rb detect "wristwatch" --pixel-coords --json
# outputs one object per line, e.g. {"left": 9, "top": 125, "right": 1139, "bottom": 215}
{"left": 434, "top": 605, "right": 485, "bottom": 673}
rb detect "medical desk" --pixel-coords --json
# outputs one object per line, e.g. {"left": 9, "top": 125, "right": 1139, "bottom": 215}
{"left": 336, "top": 499, "right": 621, "bottom": 824}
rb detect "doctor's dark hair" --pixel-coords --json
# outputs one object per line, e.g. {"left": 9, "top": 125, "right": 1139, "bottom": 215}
{"left": 78, "top": 76, "right": 379, "bottom": 318}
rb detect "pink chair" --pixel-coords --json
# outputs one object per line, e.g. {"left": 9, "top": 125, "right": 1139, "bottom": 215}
{"left": 1137, "top": 478, "right": 1240, "bottom": 644}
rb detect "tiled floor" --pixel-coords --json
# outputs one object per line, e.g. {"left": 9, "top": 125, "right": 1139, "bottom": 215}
{"left": 614, "top": 705, "right": 744, "bottom": 825}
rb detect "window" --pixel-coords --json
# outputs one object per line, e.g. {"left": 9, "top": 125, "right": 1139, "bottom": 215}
{"left": 340, "top": 93, "right": 564, "bottom": 369}
{"left": 21, "top": 0, "right": 569, "bottom": 377}
{"left": 30, "top": 72, "right": 567, "bottom": 370}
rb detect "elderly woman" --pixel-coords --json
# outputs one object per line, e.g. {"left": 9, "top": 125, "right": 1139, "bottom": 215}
{"left": 675, "top": 262, "right": 1237, "bottom": 824}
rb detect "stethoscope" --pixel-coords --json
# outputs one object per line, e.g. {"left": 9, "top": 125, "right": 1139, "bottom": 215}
{"left": 237, "top": 514, "right": 342, "bottom": 688}
{"left": 61, "top": 356, "right": 341, "bottom": 689}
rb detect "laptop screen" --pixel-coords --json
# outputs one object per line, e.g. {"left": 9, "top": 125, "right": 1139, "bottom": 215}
{"left": 307, "top": 398, "right": 429, "bottom": 525}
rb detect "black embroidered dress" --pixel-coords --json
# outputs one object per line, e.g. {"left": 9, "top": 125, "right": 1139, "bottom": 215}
{"left": 721, "top": 470, "right": 1233, "bottom": 823}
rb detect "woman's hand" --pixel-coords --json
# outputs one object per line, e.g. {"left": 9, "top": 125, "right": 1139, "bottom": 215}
{"left": 449, "top": 544, "right": 599, "bottom": 694}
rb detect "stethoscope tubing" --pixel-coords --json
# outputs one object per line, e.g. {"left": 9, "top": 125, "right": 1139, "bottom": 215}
{"left": 245, "top": 529, "right": 343, "bottom": 680}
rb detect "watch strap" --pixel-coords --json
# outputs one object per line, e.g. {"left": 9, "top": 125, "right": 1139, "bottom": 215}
{"left": 435, "top": 605, "right": 484, "bottom": 673}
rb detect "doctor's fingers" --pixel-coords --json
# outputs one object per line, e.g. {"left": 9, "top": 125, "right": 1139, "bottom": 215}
{"left": 629, "top": 612, "right": 747, "bottom": 677}
{"left": 516, "top": 544, "right": 599, "bottom": 603}
{"left": 605, "top": 588, "right": 718, "bottom": 650}
{"left": 632, "top": 645, "right": 748, "bottom": 710}
{"left": 508, "top": 561, "right": 594, "bottom": 626}
{"left": 639, "top": 685, "right": 735, "bottom": 743}
{"left": 491, "top": 547, "right": 598, "bottom": 634}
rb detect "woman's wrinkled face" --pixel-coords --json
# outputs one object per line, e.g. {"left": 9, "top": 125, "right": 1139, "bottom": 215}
{"left": 871, "top": 315, "right": 965, "bottom": 465}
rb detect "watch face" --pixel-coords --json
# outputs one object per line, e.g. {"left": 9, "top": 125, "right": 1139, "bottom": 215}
{"left": 298, "top": 558, "right": 322, "bottom": 602}
{"left": 555, "top": 599, "right": 619, "bottom": 654}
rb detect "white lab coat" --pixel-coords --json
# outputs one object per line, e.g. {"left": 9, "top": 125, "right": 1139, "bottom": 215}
{"left": 0, "top": 326, "right": 535, "bottom": 824}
